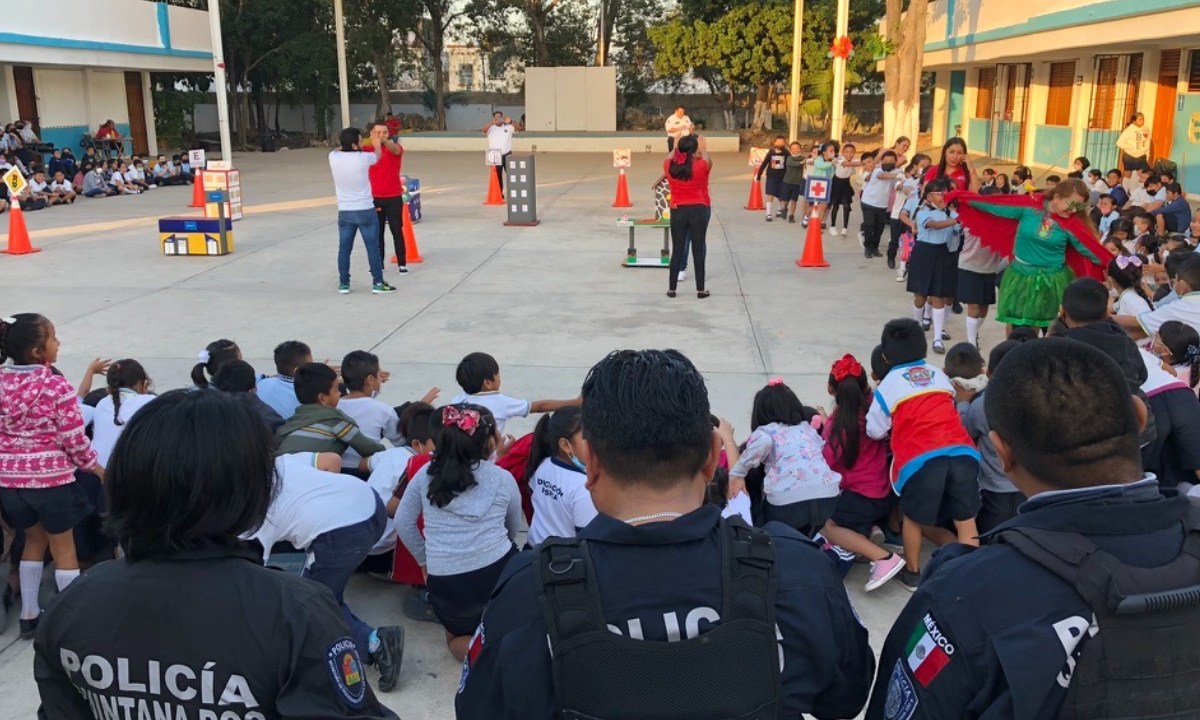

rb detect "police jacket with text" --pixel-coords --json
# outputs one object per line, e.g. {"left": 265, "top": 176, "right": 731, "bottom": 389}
{"left": 455, "top": 505, "right": 875, "bottom": 720}
{"left": 33, "top": 545, "right": 399, "bottom": 720}
{"left": 865, "top": 478, "right": 1188, "bottom": 720}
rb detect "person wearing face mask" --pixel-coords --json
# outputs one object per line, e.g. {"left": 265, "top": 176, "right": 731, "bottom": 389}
{"left": 860, "top": 149, "right": 900, "bottom": 259}
{"left": 337, "top": 350, "right": 440, "bottom": 476}
{"left": 524, "top": 406, "right": 597, "bottom": 545}
{"left": 754, "top": 135, "right": 790, "bottom": 222}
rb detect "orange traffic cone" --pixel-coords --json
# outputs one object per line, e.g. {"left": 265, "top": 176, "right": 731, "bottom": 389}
{"left": 744, "top": 176, "right": 765, "bottom": 211}
{"left": 796, "top": 209, "right": 829, "bottom": 268}
{"left": 612, "top": 169, "right": 632, "bottom": 208}
{"left": 484, "top": 168, "right": 505, "bottom": 205}
{"left": 401, "top": 201, "right": 424, "bottom": 263}
{"left": 2, "top": 200, "right": 40, "bottom": 255}
{"left": 189, "top": 172, "right": 205, "bottom": 208}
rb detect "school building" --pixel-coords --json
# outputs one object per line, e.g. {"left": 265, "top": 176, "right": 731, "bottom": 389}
{"left": 0, "top": 0, "right": 213, "bottom": 157}
{"left": 924, "top": 0, "right": 1200, "bottom": 189}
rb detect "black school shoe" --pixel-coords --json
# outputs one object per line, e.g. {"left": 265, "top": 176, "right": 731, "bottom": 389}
{"left": 898, "top": 568, "right": 921, "bottom": 592}
{"left": 373, "top": 625, "right": 405, "bottom": 692}
{"left": 19, "top": 615, "right": 39, "bottom": 640}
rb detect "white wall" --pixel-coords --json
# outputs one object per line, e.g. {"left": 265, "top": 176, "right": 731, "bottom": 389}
{"left": 167, "top": 4, "right": 212, "bottom": 53}
{"left": 192, "top": 102, "right": 527, "bottom": 135}
{"left": 89, "top": 71, "right": 129, "bottom": 128}
{"left": 33, "top": 68, "right": 86, "bottom": 128}
{"left": 5, "top": 0, "right": 160, "bottom": 48}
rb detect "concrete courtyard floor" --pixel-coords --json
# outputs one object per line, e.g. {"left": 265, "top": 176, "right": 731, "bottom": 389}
{"left": 0, "top": 147, "right": 1007, "bottom": 718}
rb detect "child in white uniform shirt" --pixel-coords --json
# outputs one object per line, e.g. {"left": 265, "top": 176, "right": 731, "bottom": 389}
{"left": 91, "top": 360, "right": 156, "bottom": 469}
{"left": 49, "top": 171, "right": 76, "bottom": 204}
{"left": 337, "top": 351, "right": 407, "bottom": 472}
{"left": 449, "top": 352, "right": 580, "bottom": 435}
{"left": 523, "top": 407, "right": 597, "bottom": 545}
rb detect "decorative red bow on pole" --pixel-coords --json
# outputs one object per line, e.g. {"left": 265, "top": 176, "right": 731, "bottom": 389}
{"left": 830, "top": 35, "right": 854, "bottom": 60}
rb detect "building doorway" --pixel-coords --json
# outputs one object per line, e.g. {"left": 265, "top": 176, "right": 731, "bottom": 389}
{"left": 12, "top": 66, "right": 40, "bottom": 135}
{"left": 124, "top": 72, "right": 149, "bottom": 156}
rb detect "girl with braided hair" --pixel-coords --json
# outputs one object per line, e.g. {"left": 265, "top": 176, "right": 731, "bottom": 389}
{"left": 91, "top": 359, "right": 154, "bottom": 468}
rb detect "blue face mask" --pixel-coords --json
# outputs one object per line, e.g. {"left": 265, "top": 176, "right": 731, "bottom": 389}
{"left": 570, "top": 454, "right": 586, "bottom": 472}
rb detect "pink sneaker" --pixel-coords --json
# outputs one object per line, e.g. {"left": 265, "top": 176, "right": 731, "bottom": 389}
{"left": 865, "top": 553, "right": 905, "bottom": 592}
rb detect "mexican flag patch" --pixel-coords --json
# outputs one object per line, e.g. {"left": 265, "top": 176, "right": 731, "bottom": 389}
{"left": 905, "top": 613, "right": 955, "bottom": 686}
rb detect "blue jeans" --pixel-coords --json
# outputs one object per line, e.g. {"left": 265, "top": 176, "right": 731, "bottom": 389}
{"left": 337, "top": 209, "right": 384, "bottom": 286}
{"left": 303, "top": 496, "right": 387, "bottom": 655}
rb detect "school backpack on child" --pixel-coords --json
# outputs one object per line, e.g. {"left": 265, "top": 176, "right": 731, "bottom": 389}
{"left": 899, "top": 231, "right": 916, "bottom": 262}
{"left": 994, "top": 502, "right": 1200, "bottom": 719}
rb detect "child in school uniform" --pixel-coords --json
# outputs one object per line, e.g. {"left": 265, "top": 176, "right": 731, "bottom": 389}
{"left": 829, "top": 142, "right": 860, "bottom": 237}
{"left": 257, "top": 340, "right": 311, "bottom": 419}
{"left": 866, "top": 318, "right": 981, "bottom": 590}
{"left": 337, "top": 351, "right": 406, "bottom": 473}
{"left": 90, "top": 360, "right": 155, "bottom": 469}
{"left": 754, "top": 136, "right": 789, "bottom": 222}
{"left": 449, "top": 352, "right": 579, "bottom": 435}
{"left": 860, "top": 150, "right": 899, "bottom": 260}
{"left": 0, "top": 314, "right": 103, "bottom": 639}
{"left": 725, "top": 379, "right": 843, "bottom": 537}
{"left": 523, "top": 406, "right": 597, "bottom": 545}
{"left": 274, "top": 363, "right": 385, "bottom": 467}
{"left": 212, "top": 360, "right": 285, "bottom": 433}
{"left": 886, "top": 155, "right": 928, "bottom": 273}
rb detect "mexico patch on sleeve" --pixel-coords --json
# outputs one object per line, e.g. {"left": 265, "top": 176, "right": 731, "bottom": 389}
{"left": 325, "top": 637, "right": 368, "bottom": 708}
{"left": 884, "top": 660, "right": 919, "bottom": 720}
{"left": 905, "top": 613, "right": 955, "bottom": 687}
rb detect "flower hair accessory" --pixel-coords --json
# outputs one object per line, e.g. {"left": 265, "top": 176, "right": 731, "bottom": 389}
{"left": 443, "top": 406, "right": 481, "bottom": 435}
{"left": 767, "top": 377, "right": 785, "bottom": 387}
{"left": 0, "top": 316, "right": 15, "bottom": 325}
{"left": 672, "top": 149, "right": 687, "bottom": 165}
{"left": 1115, "top": 255, "right": 1143, "bottom": 270}
{"left": 830, "top": 354, "right": 864, "bottom": 382}
{"left": 197, "top": 350, "right": 211, "bottom": 364}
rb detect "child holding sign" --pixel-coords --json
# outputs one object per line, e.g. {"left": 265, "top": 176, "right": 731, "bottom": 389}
{"left": 755, "top": 137, "right": 789, "bottom": 222}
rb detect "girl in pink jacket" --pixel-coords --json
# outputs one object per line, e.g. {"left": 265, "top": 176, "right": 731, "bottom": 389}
{"left": 0, "top": 313, "right": 100, "bottom": 639}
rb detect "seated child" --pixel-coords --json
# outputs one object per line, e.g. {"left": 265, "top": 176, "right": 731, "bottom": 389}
{"left": 337, "top": 350, "right": 407, "bottom": 473}
{"left": 1153, "top": 320, "right": 1200, "bottom": 396}
{"left": 214, "top": 359, "right": 285, "bottom": 432}
{"left": 866, "top": 319, "right": 981, "bottom": 589}
{"left": 257, "top": 340, "right": 311, "bottom": 419}
{"left": 449, "top": 352, "right": 580, "bottom": 435}
{"left": 726, "top": 379, "right": 842, "bottom": 537}
{"left": 49, "top": 171, "right": 76, "bottom": 204}
{"left": 817, "top": 354, "right": 904, "bottom": 592}
{"left": 523, "top": 406, "right": 597, "bottom": 545}
{"left": 191, "top": 338, "right": 242, "bottom": 390}
{"left": 274, "top": 363, "right": 385, "bottom": 467}
{"left": 945, "top": 341, "right": 1026, "bottom": 533}
{"left": 1138, "top": 344, "right": 1200, "bottom": 489}
{"left": 91, "top": 359, "right": 155, "bottom": 468}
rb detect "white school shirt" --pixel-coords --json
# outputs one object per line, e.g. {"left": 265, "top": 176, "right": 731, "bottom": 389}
{"left": 890, "top": 177, "right": 919, "bottom": 218}
{"left": 29, "top": 179, "right": 48, "bottom": 194}
{"left": 861, "top": 168, "right": 894, "bottom": 208}
{"left": 252, "top": 453, "right": 382, "bottom": 558}
{"left": 1114, "top": 288, "right": 1152, "bottom": 318}
{"left": 338, "top": 396, "right": 403, "bottom": 469}
{"left": 834, "top": 156, "right": 855, "bottom": 180}
{"left": 528, "top": 457, "right": 598, "bottom": 545}
{"left": 328, "top": 149, "right": 379, "bottom": 211}
{"left": 1137, "top": 292, "right": 1200, "bottom": 336}
{"left": 122, "top": 170, "right": 139, "bottom": 185}
{"left": 49, "top": 180, "right": 72, "bottom": 194}
{"left": 364, "top": 446, "right": 416, "bottom": 554}
{"left": 486, "top": 123, "right": 515, "bottom": 154}
{"left": 448, "top": 391, "right": 531, "bottom": 434}
{"left": 1130, "top": 186, "right": 1166, "bottom": 207}
{"left": 91, "top": 391, "right": 157, "bottom": 468}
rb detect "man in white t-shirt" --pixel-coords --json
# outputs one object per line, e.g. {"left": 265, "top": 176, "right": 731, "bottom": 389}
{"left": 329, "top": 126, "right": 395, "bottom": 295}
{"left": 483, "top": 111, "right": 516, "bottom": 190}
{"left": 664, "top": 106, "right": 693, "bottom": 152}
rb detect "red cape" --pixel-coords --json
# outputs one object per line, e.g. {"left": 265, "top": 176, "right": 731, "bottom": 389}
{"left": 947, "top": 191, "right": 1107, "bottom": 281}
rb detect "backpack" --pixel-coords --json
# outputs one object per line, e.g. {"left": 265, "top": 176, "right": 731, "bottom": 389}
{"left": 994, "top": 503, "right": 1200, "bottom": 719}
{"left": 537, "top": 518, "right": 781, "bottom": 720}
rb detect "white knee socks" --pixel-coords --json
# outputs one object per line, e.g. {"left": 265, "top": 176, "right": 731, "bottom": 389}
{"left": 55, "top": 569, "right": 80, "bottom": 591}
{"left": 912, "top": 304, "right": 925, "bottom": 323}
{"left": 19, "top": 561, "right": 42, "bottom": 620}
{"left": 765, "top": 199, "right": 773, "bottom": 217}
{"left": 932, "top": 307, "right": 947, "bottom": 344}
{"left": 966, "top": 316, "right": 982, "bottom": 347}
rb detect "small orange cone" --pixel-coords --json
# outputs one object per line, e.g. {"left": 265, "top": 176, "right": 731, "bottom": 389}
{"left": 484, "top": 169, "right": 505, "bottom": 205}
{"left": 2, "top": 200, "right": 40, "bottom": 255}
{"left": 189, "top": 172, "right": 206, "bottom": 208}
{"left": 796, "top": 209, "right": 829, "bottom": 268}
{"left": 612, "top": 169, "right": 632, "bottom": 208}
{"left": 401, "top": 201, "right": 424, "bottom": 263}
{"left": 744, "top": 176, "right": 765, "bottom": 211}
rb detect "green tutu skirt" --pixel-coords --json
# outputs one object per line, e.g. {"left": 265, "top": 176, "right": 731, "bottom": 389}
{"left": 995, "top": 261, "right": 1073, "bottom": 327}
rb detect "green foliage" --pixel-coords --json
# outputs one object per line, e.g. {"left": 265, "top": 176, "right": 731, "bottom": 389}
{"left": 152, "top": 76, "right": 206, "bottom": 145}
{"left": 801, "top": 66, "right": 864, "bottom": 125}
{"left": 799, "top": 0, "right": 884, "bottom": 87}
{"left": 419, "top": 87, "right": 469, "bottom": 113}
{"left": 469, "top": 0, "right": 594, "bottom": 68}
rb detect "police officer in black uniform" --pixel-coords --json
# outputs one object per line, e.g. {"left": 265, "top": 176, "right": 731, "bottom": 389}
{"left": 867, "top": 339, "right": 1200, "bottom": 720}
{"left": 456, "top": 349, "right": 874, "bottom": 720}
{"left": 33, "top": 391, "right": 399, "bottom": 720}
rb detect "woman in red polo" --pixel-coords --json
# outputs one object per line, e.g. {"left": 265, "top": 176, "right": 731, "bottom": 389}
{"left": 664, "top": 134, "right": 713, "bottom": 299}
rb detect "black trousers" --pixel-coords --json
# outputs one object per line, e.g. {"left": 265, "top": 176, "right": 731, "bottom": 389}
{"left": 861, "top": 203, "right": 889, "bottom": 252}
{"left": 494, "top": 152, "right": 511, "bottom": 190}
{"left": 374, "top": 195, "right": 405, "bottom": 266}
{"left": 887, "top": 218, "right": 904, "bottom": 261}
{"left": 669, "top": 204, "right": 709, "bottom": 292}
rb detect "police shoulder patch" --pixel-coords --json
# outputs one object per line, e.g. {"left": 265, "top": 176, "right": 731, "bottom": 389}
{"left": 458, "top": 622, "right": 486, "bottom": 694}
{"left": 325, "top": 637, "right": 367, "bottom": 709}
{"left": 885, "top": 659, "right": 919, "bottom": 720}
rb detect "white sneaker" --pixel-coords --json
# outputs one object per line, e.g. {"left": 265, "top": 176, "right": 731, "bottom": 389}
{"left": 677, "top": 271, "right": 687, "bottom": 282}
{"left": 895, "top": 272, "right": 905, "bottom": 282}
{"left": 865, "top": 553, "right": 906, "bottom": 592}
{"left": 841, "top": 227, "right": 849, "bottom": 237}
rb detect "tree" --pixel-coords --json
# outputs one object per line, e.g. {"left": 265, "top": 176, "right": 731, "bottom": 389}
{"left": 469, "top": 0, "right": 593, "bottom": 70}
{"left": 609, "top": 0, "right": 670, "bottom": 108}
{"left": 415, "top": 0, "right": 467, "bottom": 130}
{"left": 883, "top": 0, "right": 927, "bottom": 145}
{"left": 346, "top": 0, "right": 420, "bottom": 118}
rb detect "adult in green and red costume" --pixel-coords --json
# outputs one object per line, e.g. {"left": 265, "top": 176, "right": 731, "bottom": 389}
{"left": 948, "top": 178, "right": 1109, "bottom": 330}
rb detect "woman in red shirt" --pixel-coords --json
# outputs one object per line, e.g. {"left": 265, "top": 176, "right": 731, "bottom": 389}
{"left": 922, "top": 136, "right": 979, "bottom": 192}
{"left": 364, "top": 123, "right": 408, "bottom": 272}
{"left": 664, "top": 135, "right": 713, "bottom": 298}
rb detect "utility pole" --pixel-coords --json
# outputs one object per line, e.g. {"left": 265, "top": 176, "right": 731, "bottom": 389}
{"left": 207, "top": 0, "right": 232, "bottom": 161}
{"left": 334, "top": 0, "right": 352, "bottom": 130}
{"left": 787, "top": 0, "right": 804, "bottom": 141}
{"left": 829, "top": 0, "right": 850, "bottom": 142}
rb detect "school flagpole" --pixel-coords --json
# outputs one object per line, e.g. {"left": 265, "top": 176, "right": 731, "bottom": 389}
{"left": 787, "top": 0, "right": 804, "bottom": 142}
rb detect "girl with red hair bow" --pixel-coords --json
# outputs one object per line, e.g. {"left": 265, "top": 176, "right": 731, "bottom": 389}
{"left": 818, "top": 355, "right": 906, "bottom": 592}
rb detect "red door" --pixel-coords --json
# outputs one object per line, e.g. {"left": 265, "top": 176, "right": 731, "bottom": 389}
{"left": 12, "top": 66, "right": 40, "bottom": 134}
{"left": 124, "top": 72, "right": 149, "bottom": 156}
{"left": 1151, "top": 50, "right": 1180, "bottom": 162}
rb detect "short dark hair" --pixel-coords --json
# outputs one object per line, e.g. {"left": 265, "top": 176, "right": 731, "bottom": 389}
{"left": 338, "top": 127, "right": 361, "bottom": 151}
{"left": 273, "top": 340, "right": 311, "bottom": 377}
{"left": 105, "top": 390, "right": 277, "bottom": 561}
{"left": 1098, "top": 193, "right": 1114, "bottom": 204}
{"left": 1178, "top": 255, "right": 1200, "bottom": 289}
{"left": 1062, "top": 278, "right": 1109, "bottom": 324}
{"left": 294, "top": 363, "right": 338, "bottom": 404}
{"left": 1165, "top": 247, "right": 1194, "bottom": 279}
{"left": 1046, "top": 174, "right": 1062, "bottom": 184}
{"left": 214, "top": 359, "right": 258, "bottom": 393}
{"left": 869, "top": 344, "right": 891, "bottom": 381}
{"left": 1166, "top": 182, "right": 1183, "bottom": 195}
{"left": 340, "top": 350, "right": 380, "bottom": 392}
{"left": 944, "top": 342, "right": 984, "bottom": 379}
{"left": 987, "top": 340, "right": 1022, "bottom": 375}
{"left": 456, "top": 352, "right": 500, "bottom": 394}
{"left": 880, "top": 318, "right": 927, "bottom": 365}
{"left": 985, "top": 339, "right": 1141, "bottom": 489}
{"left": 399, "top": 402, "right": 437, "bottom": 445}
{"left": 581, "top": 349, "right": 712, "bottom": 488}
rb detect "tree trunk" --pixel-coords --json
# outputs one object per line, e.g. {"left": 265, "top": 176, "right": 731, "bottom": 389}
{"left": 594, "top": 0, "right": 622, "bottom": 65}
{"left": 882, "top": 0, "right": 927, "bottom": 146}
{"left": 431, "top": 43, "right": 447, "bottom": 130}
{"left": 531, "top": 12, "right": 549, "bottom": 66}
{"left": 373, "top": 51, "right": 393, "bottom": 117}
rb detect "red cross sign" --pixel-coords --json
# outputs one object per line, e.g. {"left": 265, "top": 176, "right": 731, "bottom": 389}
{"left": 805, "top": 177, "right": 831, "bottom": 203}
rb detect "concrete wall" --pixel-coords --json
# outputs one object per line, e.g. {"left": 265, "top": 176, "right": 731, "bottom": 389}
{"left": 191, "top": 102, "right": 527, "bottom": 135}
